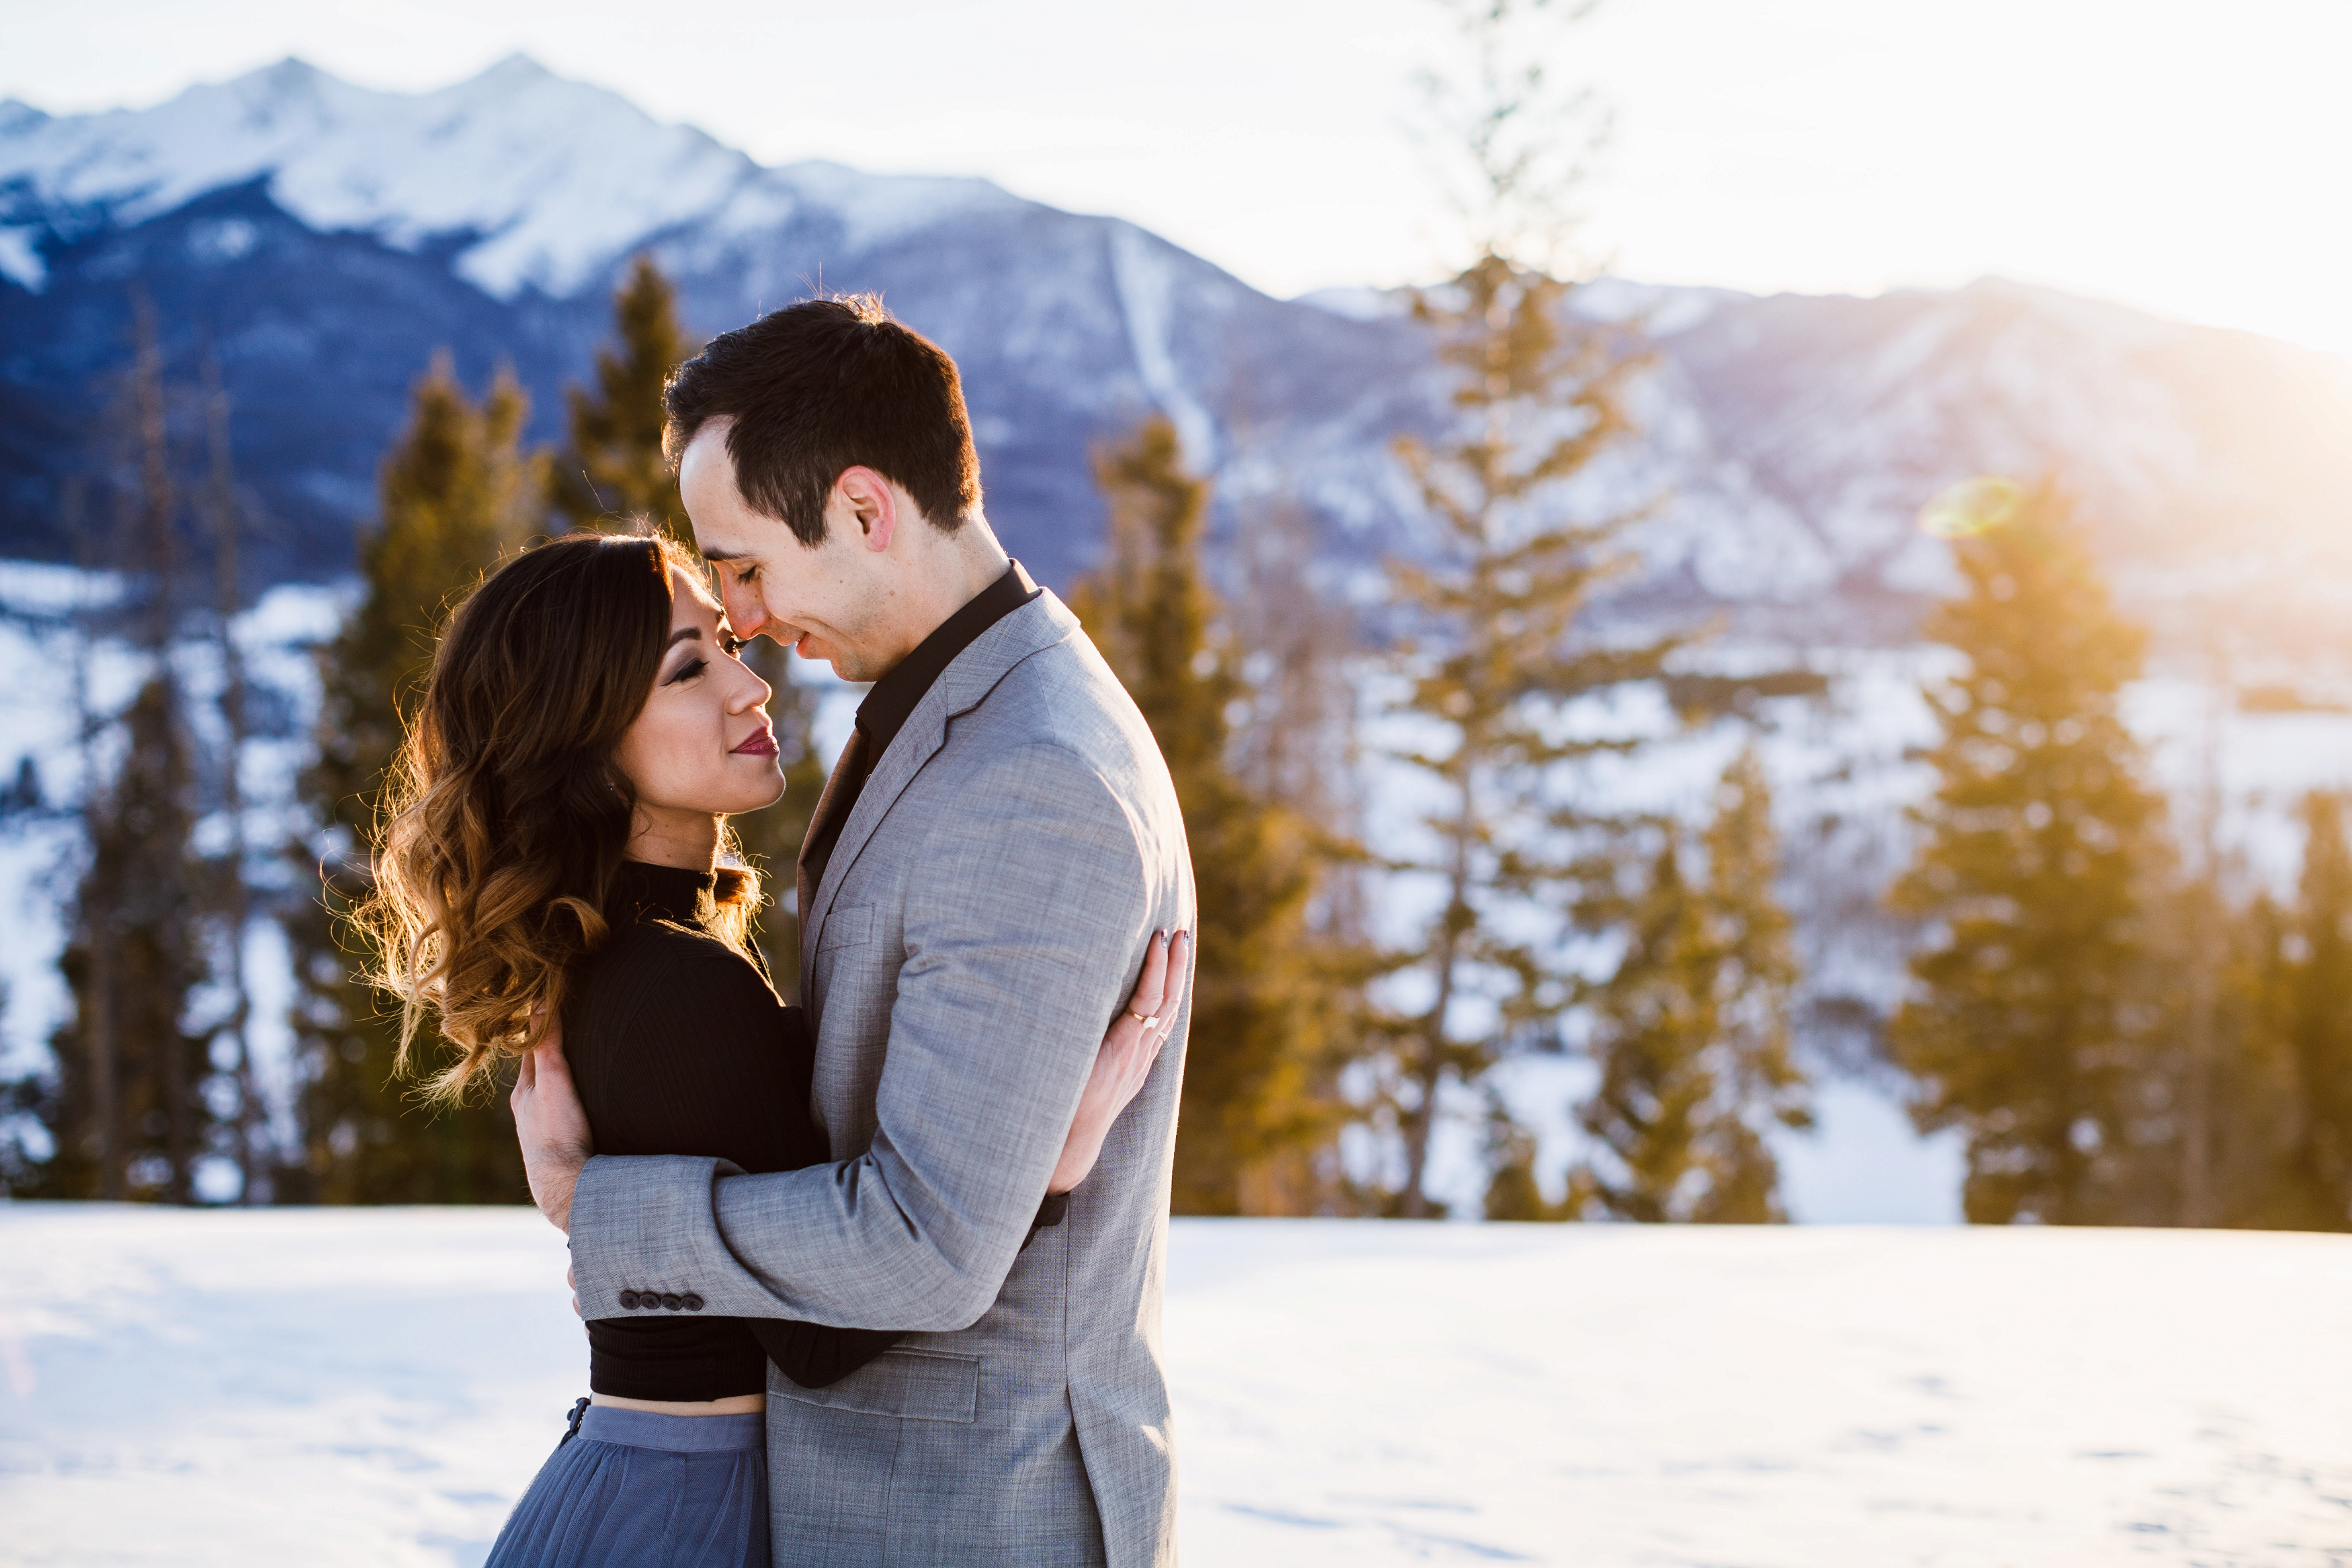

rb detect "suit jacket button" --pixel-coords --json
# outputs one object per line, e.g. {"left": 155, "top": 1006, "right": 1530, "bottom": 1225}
{"left": 681, "top": 1294, "right": 704, "bottom": 1312}
{"left": 660, "top": 1293, "right": 683, "bottom": 1311}
{"left": 618, "top": 1290, "right": 640, "bottom": 1310}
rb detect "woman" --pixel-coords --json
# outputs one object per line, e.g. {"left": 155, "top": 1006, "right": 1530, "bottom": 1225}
{"left": 364, "top": 531, "right": 1184, "bottom": 1567}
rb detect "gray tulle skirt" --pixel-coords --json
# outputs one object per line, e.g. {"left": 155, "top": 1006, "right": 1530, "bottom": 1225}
{"left": 484, "top": 1401, "right": 769, "bottom": 1568}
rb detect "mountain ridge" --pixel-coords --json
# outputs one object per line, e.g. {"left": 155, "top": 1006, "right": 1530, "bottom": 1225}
{"left": 0, "top": 53, "right": 1028, "bottom": 300}
{"left": 2, "top": 57, "right": 2347, "bottom": 658}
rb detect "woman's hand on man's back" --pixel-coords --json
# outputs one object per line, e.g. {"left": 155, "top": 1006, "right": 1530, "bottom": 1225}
{"left": 1049, "top": 928, "right": 1189, "bottom": 1195}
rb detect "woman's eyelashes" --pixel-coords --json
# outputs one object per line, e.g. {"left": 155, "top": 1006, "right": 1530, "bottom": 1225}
{"left": 665, "top": 655, "right": 708, "bottom": 687}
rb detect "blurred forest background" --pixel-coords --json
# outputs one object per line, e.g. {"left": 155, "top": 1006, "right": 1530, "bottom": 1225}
{"left": 5, "top": 0, "right": 2352, "bottom": 1231}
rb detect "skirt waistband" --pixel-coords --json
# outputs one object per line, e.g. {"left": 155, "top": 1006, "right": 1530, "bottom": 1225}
{"left": 575, "top": 1404, "right": 765, "bottom": 1453}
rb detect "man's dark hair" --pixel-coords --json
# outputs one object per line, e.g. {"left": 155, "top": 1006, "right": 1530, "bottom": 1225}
{"left": 663, "top": 294, "right": 981, "bottom": 546}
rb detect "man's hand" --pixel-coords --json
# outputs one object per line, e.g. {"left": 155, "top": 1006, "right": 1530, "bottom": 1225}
{"left": 511, "top": 1018, "right": 593, "bottom": 1233}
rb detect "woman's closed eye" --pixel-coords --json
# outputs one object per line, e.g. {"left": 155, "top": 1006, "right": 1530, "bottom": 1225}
{"left": 664, "top": 656, "right": 708, "bottom": 687}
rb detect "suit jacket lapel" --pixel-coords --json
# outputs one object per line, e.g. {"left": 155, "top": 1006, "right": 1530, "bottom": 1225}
{"left": 798, "top": 591, "right": 1081, "bottom": 1004}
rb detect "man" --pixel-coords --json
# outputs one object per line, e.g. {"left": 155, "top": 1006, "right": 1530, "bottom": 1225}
{"left": 511, "top": 296, "right": 1195, "bottom": 1567}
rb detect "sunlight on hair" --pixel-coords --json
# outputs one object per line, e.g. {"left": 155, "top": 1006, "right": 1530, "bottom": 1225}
{"left": 356, "top": 531, "right": 763, "bottom": 1107}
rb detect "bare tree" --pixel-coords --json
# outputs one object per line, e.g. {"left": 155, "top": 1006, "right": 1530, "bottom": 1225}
{"left": 202, "top": 357, "right": 268, "bottom": 1202}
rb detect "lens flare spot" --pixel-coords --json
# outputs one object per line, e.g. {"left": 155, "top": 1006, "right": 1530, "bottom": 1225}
{"left": 1919, "top": 476, "right": 2023, "bottom": 539}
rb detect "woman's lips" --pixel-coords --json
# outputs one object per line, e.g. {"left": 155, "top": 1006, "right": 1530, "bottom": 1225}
{"left": 732, "top": 727, "right": 779, "bottom": 757}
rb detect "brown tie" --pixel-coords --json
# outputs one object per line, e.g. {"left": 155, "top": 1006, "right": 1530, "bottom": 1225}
{"left": 796, "top": 726, "right": 871, "bottom": 924}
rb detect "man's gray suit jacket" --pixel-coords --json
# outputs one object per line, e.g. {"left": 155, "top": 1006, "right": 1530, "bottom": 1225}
{"left": 567, "top": 588, "right": 1194, "bottom": 1568}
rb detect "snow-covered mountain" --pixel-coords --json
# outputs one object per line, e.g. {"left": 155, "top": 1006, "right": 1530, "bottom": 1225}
{"left": 0, "top": 54, "right": 1411, "bottom": 588}
{"left": 0, "top": 53, "right": 1054, "bottom": 303}
{"left": 3, "top": 54, "right": 2349, "bottom": 646}
{"left": 1622, "top": 279, "right": 2352, "bottom": 656}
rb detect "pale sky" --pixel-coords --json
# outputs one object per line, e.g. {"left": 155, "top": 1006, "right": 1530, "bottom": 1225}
{"left": 9, "top": 0, "right": 2351, "bottom": 354}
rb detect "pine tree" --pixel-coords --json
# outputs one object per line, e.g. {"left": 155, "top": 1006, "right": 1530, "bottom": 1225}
{"left": 1565, "top": 831, "right": 1715, "bottom": 1221}
{"left": 539, "top": 256, "right": 826, "bottom": 992}
{"left": 550, "top": 255, "right": 696, "bottom": 541}
{"left": 1378, "top": 251, "right": 1677, "bottom": 1217}
{"left": 201, "top": 356, "right": 269, "bottom": 1200}
{"left": 2128, "top": 679, "right": 2305, "bottom": 1231}
{"left": 1222, "top": 495, "right": 1377, "bottom": 1214}
{"left": 1372, "top": 0, "right": 1679, "bottom": 1217}
{"left": 1562, "top": 748, "right": 1808, "bottom": 1222}
{"left": 2265, "top": 792, "right": 2352, "bottom": 1229}
{"left": 1890, "top": 483, "right": 2165, "bottom": 1225}
{"left": 2148, "top": 872, "right": 2300, "bottom": 1228}
{"left": 26, "top": 311, "right": 220, "bottom": 1202}
{"left": 36, "top": 678, "right": 213, "bottom": 1201}
{"left": 1482, "top": 1097, "right": 1556, "bottom": 1221}
{"left": 1696, "top": 747, "right": 1810, "bottom": 1213}
{"left": 1070, "top": 415, "right": 1343, "bottom": 1215}
{"left": 288, "top": 357, "right": 542, "bottom": 1203}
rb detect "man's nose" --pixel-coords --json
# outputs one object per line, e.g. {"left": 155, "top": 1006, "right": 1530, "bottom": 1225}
{"left": 721, "top": 579, "right": 767, "bottom": 639}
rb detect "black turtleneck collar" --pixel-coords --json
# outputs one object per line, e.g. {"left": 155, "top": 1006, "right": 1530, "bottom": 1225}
{"left": 614, "top": 859, "right": 718, "bottom": 929}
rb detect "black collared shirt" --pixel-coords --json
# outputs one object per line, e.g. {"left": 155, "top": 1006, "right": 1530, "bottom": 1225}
{"left": 801, "top": 560, "right": 1040, "bottom": 889}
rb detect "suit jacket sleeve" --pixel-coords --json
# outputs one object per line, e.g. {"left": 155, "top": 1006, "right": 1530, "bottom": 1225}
{"left": 566, "top": 739, "right": 1158, "bottom": 1331}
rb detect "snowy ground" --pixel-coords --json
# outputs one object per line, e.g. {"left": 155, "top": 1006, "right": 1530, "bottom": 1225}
{"left": 6, "top": 1206, "right": 2351, "bottom": 1567}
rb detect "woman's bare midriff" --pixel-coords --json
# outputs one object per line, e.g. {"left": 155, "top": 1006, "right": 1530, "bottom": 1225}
{"left": 591, "top": 1392, "right": 766, "bottom": 1417}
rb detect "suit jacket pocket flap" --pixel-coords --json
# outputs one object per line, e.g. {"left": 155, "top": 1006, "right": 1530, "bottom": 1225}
{"left": 816, "top": 904, "right": 874, "bottom": 953}
{"left": 775, "top": 1346, "right": 978, "bottom": 1424}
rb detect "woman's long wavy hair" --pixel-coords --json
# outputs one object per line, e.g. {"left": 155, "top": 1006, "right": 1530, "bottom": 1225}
{"left": 362, "top": 531, "right": 761, "bottom": 1104}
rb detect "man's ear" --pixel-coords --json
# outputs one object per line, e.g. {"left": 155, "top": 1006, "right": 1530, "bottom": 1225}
{"left": 835, "top": 467, "right": 898, "bottom": 554}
